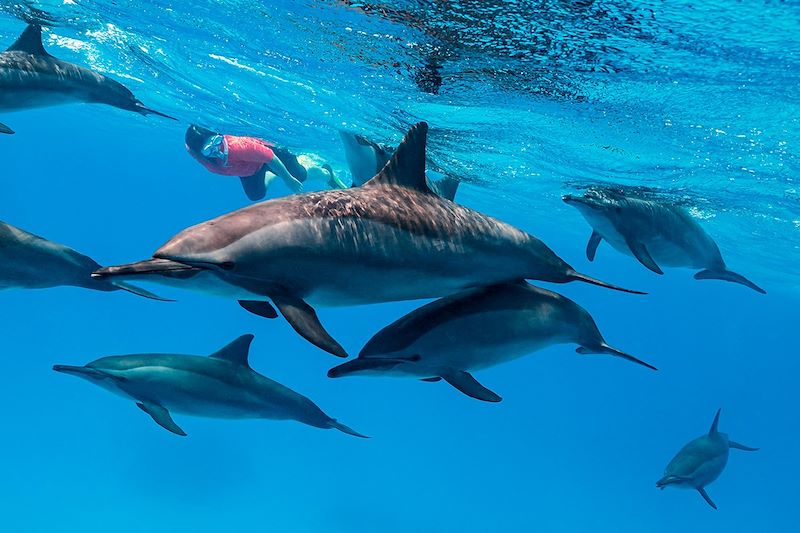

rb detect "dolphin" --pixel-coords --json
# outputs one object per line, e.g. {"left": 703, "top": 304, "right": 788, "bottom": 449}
{"left": 95, "top": 122, "right": 642, "bottom": 358}
{"left": 656, "top": 409, "right": 758, "bottom": 509}
{"left": 0, "top": 23, "right": 174, "bottom": 134}
{"left": 328, "top": 281, "right": 655, "bottom": 402}
{"left": 563, "top": 188, "right": 765, "bottom": 294}
{"left": 339, "top": 129, "right": 459, "bottom": 200}
{"left": 339, "top": 130, "right": 394, "bottom": 187}
{"left": 53, "top": 334, "right": 367, "bottom": 438}
{"left": 0, "top": 220, "right": 163, "bottom": 299}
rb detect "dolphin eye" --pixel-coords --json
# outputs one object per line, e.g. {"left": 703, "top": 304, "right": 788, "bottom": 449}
{"left": 219, "top": 261, "right": 236, "bottom": 271}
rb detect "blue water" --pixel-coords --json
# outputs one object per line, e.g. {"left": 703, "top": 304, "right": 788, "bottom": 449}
{"left": 1, "top": 1, "right": 798, "bottom": 531}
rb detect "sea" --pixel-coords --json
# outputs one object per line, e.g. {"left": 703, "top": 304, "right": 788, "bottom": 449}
{"left": 1, "top": 1, "right": 798, "bottom": 532}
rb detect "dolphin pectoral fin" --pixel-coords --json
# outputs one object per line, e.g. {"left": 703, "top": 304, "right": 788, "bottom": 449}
{"left": 694, "top": 269, "right": 766, "bottom": 294}
{"left": 0, "top": 122, "right": 14, "bottom": 134}
{"left": 441, "top": 371, "right": 502, "bottom": 402}
{"left": 136, "top": 402, "right": 187, "bottom": 436}
{"left": 271, "top": 295, "right": 348, "bottom": 358}
{"left": 238, "top": 300, "right": 278, "bottom": 319}
{"left": 239, "top": 173, "right": 267, "bottom": 201}
{"left": 625, "top": 237, "right": 663, "bottom": 274}
{"left": 729, "top": 440, "right": 759, "bottom": 451}
{"left": 586, "top": 231, "right": 602, "bottom": 261}
{"left": 420, "top": 377, "right": 442, "bottom": 382}
{"left": 696, "top": 487, "right": 717, "bottom": 510}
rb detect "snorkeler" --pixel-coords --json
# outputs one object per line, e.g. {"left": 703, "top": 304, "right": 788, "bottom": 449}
{"left": 185, "top": 125, "right": 346, "bottom": 201}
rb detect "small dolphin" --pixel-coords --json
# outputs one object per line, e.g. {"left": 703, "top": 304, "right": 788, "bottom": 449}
{"left": 0, "top": 24, "right": 174, "bottom": 134}
{"left": 657, "top": 409, "right": 758, "bottom": 509}
{"left": 96, "top": 123, "right": 642, "bottom": 358}
{"left": 328, "top": 281, "right": 655, "bottom": 402}
{"left": 0, "top": 220, "right": 162, "bottom": 299}
{"left": 339, "top": 130, "right": 394, "bottom": 187}
{"left": 54, "top": 334, "right": 367, "bottom": 438}
{"left": 563, "top": 189, "right": 765, "bottom": 293}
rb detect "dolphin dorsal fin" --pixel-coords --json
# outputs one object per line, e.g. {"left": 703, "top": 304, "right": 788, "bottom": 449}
{"left": 364, "top": 122, "right": 432, "bottom": 193}
{"left": 709, "top": 408, "right": 722, "bottom": 435}
{"left": 209, "top": 334, "right": 255, "bottom": 367}
{"left": 7, "top": 24, "right": 50, "bottom": 56}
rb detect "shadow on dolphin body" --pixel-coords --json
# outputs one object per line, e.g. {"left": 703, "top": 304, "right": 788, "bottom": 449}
{"left": 0, "top": 220, "right": 165, "bottom": 300}
{"left": 96, "top": 122, "right": 644, "bottom": 358}
{"left": 54, "top": 334, "right": 367, "bottom": 438}
{"left": 563, "top": 188, "right": 765, "bottom": 294}
{"left": 0, "top": 23, "right": 175, "bottom": 134}
{"left": 328, "top": 281, "right": 655, "bottom": 402}
{"left": 657, "top": 409, "right": 758, "bottom": 509}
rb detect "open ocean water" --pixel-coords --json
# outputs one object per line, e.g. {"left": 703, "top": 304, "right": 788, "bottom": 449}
{"left": 1, "top": 1, "right": 798, "bottom": 532}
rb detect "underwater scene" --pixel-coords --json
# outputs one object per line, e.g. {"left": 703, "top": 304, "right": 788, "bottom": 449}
{"left": 1, "top": 1, "right": 798, "bottom": 531}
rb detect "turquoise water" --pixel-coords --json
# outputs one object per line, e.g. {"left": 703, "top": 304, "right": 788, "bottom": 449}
{"left": 1, "top": 1, "right": 798, "bottom": 531}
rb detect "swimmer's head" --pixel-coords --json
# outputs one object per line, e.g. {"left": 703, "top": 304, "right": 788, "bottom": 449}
{"left": 185, "top": 124, "right": 218, "bottom": 155}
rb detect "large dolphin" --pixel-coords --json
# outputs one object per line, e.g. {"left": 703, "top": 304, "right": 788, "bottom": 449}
{"left": 563, "top": 188, "right": 765, "bottom": 294}
{"left": 0, "top": 23, "right": 174, "bottom": 134}
{"left": 95, "top": 122, "right": 642, "bottom": 358}
{"left": 328, "top": 281, "right": 655, "bottom": 402}
{"left": 657, "top": 409, "right": 758, "bottom": 509}
{"left": 54, "top": 334, "right": 367, "bottom": 438}
{"left": 0, "top": 220, "right": 162, "bottom": 299}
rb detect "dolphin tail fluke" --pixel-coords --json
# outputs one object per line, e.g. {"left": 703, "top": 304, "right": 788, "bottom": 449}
{"left": 576, "top": 344, "right": 657, "bottom": 371}
{"left": 567, "top": 270, "right": 647, "bottom": 295}
{"left": 697, "top": 487, "right": 717, "bottom": 510}
{"left": 0, "top": 122, "right": 14, "bottom": 134}
{"left": 729, "top": 440, "right": 759, "bottom": 452}
{"left": 694, "top": 269, "right": 766, "bottom": 294}
{"left": 328, "top": 419, "right": 370, "bottom": 438}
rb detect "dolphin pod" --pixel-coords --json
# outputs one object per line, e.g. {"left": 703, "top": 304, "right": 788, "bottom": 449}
{"left": 0, "top": 24, "right": 174, "bottom": 134}
{"left": 328, "top": 281, "right": 656, "bottom": 402}
{"left": 563, "top": 188, "right": 765, "bottom": 294}
{"left": 657, "top": 409, "right": 758, "bottom": 509}
{"left": 54, "top": 334, "right": 367, "bottom": 438}
{"left": 95, "top": 122, "right": 644, "bottom": 358}
{"left": 0, "top": 220, "right": 164, "bottom": 299}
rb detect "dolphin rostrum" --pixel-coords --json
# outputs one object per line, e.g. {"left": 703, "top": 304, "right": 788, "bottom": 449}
{"left": 95, "top": 122, "right": 642, "bottom": 358}
{"left": 563, "top": 188, "right": 765, "bottom": 293}
{"left": 54, "top": 334, "right": 367, "bottom": 438}
{"left": 656, "top": 409, "right": 758, "bottom": 509}
{"left": 0, "top": 220, "right": 163, "bottom": 299}
{"left": 0, "top": 23, "right": 174, "bottom": 134}
{"left": 328, "top": 281, "right": 655, "bottom": 402}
